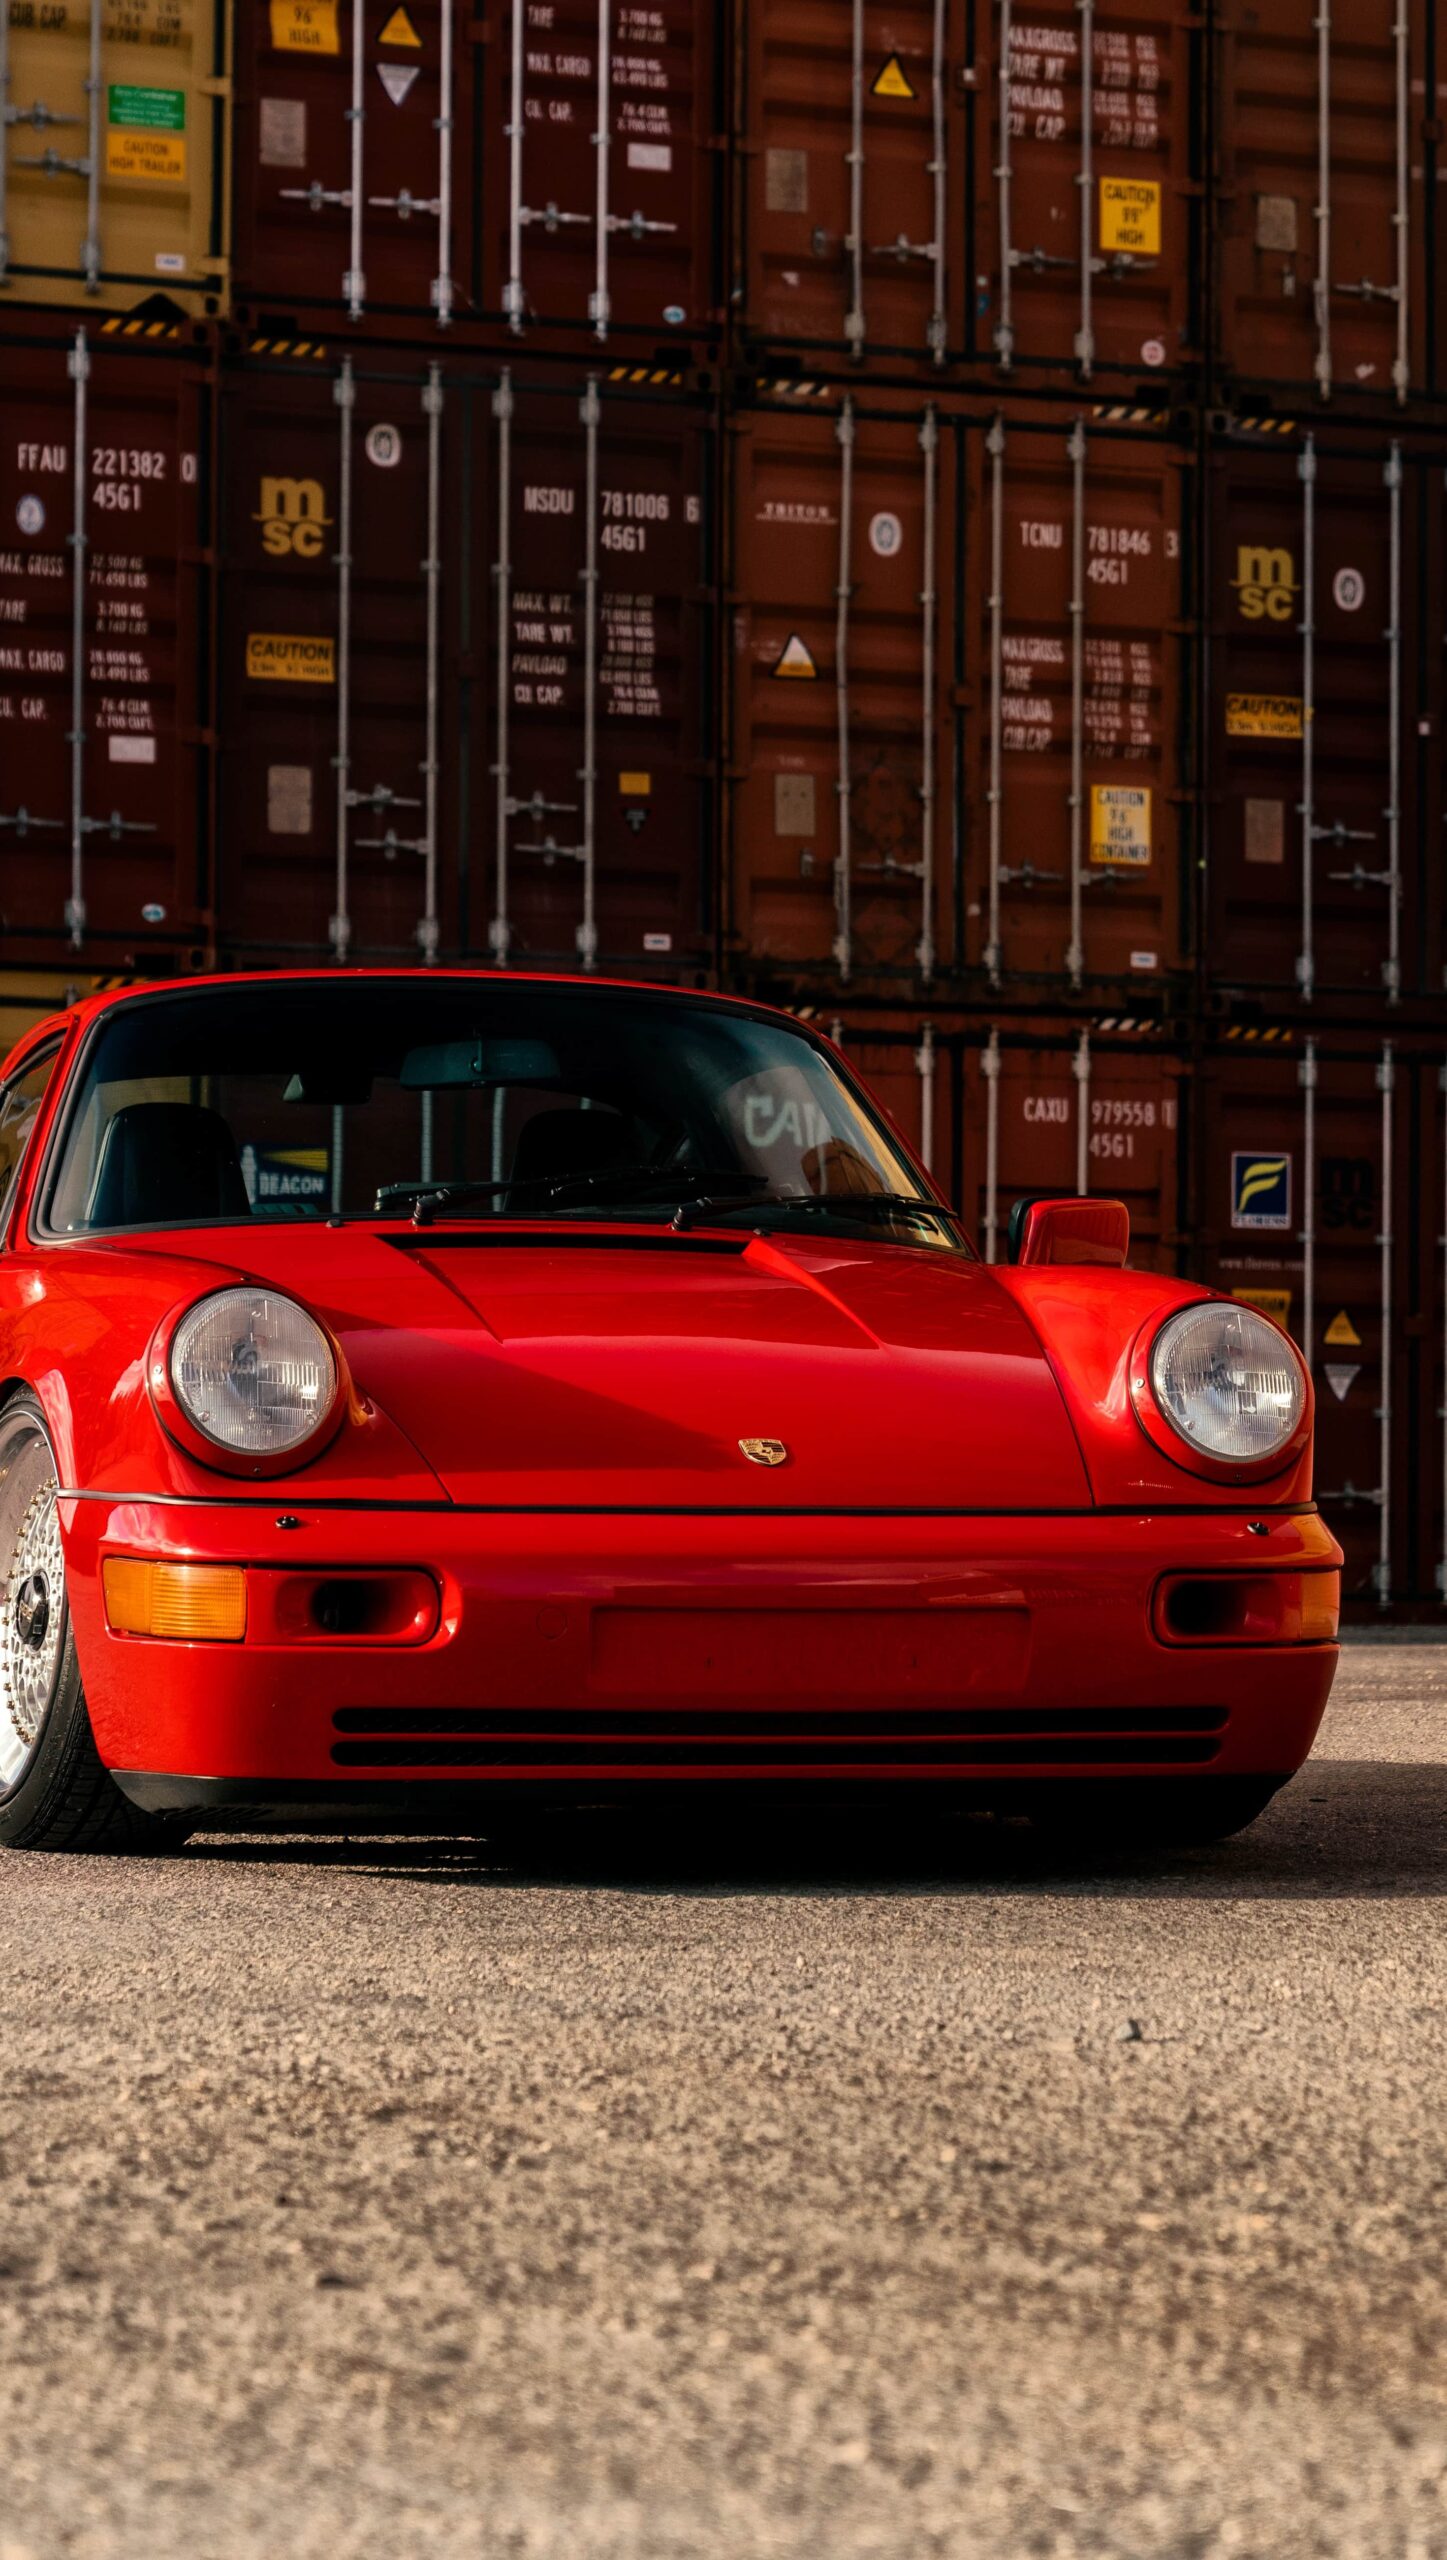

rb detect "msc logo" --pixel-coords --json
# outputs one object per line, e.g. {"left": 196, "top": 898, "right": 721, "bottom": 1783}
{"left": 255, "top": 475, "right": 332, "bottom": 558}
{"left": 1232, "top": 543, "right": 1298, "bottom": 622}
{"left": 1231, "top": 1152, "right": 1292, "bottom": 1230}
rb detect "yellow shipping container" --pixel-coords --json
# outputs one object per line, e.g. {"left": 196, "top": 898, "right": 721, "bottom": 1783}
{"left": 0, "top": 0, "right": 229, "bottom": 314}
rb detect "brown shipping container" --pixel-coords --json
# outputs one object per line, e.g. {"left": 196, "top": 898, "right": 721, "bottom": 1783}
{"left": 230, "top": 0, "right": 720, "bottom": 346}
{"left": 733, "top": 0, "right": 1199, "bottom": 384}
{"left": 727, "top": 391, "right": 1191, "bottom": 996}
{"left": 215, "top": 353, "right": 717, "bottom": 968}
{"left": 0, "top": 0, "right": 228, "bottom": 315}
{"left": 726, "top": 394, "right": 954, "bottom": 984}
{"left": 0, "top": 317, "right": 213, "bottom": 965}
{"left": 1204, "top": 432, "right": 1444, "bottom": 1008}
{"left": 957, "top": 1021, "right": 1181, "bottom": 1265}
{"left": 1196, "top": 1036, "right": 1444, "bottom": 1611}
{"left": 1212, "top": 0, "right": 1444, "bottom": 407}
{"left": 826, "top": 1013, "right": 1181, "bottom": 1269}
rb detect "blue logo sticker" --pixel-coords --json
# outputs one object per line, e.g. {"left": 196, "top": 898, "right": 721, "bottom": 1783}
{"left": 1231, "top": 1151, "right": 1291, "bottom": 1230}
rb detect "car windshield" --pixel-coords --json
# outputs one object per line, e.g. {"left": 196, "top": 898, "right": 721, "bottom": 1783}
{"left": 43, "top": 979, "right": 964, "bottom": 1252}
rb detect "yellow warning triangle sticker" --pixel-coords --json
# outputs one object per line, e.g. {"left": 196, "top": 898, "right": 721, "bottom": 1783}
{"left": 378, "top": 4, "right": 421, "bottom": 43}
{"left": 1323, "top": 1309, "right": 1362, "bottom": 1347}
{"left": 771, "top": 632, "right": 818, "bottom": 680}
{"left": 872, "top": 53, "right": 916, "bottom": 97}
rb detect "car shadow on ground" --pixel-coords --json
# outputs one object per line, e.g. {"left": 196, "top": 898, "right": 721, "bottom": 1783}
{"left": 191, "top": 1756, "right": 1447, "bottom": 1900}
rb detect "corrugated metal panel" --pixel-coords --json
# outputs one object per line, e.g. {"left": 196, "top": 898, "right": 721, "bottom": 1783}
{"left": 0, "top": 317, "right": 213, "bottom": 966}
{"left": 1196, "top": 1038, "right": 1418, "bottom": 1606}
{"left": 726, "top": 392, "right": 1191, "bottom": 998}
{"left": 229, "top": 0, "right": 720, "bottom": 346}
{"left": 230, "top": 0, "right": 467, "bottom": 331}
{"left": 973, "top": 0, "right": 1199, "bottom": 385}
{"left": 477, "top": 0, "right": 720, "bottom": 346}
{"left": 963, "top": 402, "right": 1191, "bottom": 992}
{"left": 959, "top": 1020, "right": 1181, "bottom": 1266}
{"left": 725, "top": 394, "right": 952, "bottom": 983}
{"left": 1203, "top": 431, "right": 1443, "bottom": 1007}
{"left": 0, "top": 0, "right": 229, "bottom": 313}
{"left": 733, "top": 0, "right": 1198, "bottom": 383}
{"left": 214, "top": 354, "right": 717, "bottom": 969}
{"left": 1211, "top": 0, "right": 1441, "bottom": 407}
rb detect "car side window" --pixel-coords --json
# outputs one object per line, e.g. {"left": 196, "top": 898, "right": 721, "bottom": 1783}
{"left": 0, "top": 1048, "right": 60, "bottom": 1235}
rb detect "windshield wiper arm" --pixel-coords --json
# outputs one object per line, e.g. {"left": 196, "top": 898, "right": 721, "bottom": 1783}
{"left": 376, "top": 1165, "right": 776, "bottom": 1228}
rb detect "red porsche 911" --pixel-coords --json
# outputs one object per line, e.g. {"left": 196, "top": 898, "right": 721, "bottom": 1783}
{"left": 0, "top": 971, "right": 1339, "bottom": 1855}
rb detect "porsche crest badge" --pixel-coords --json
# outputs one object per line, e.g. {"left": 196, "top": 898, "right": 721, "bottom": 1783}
{"left": 738, "top": 1437, "right": 789, "bottom": 1467}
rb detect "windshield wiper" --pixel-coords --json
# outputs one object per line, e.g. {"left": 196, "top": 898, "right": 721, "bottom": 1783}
{"left": 671, "top": 1190, "right": 954, "bottom": 1235}
{"left": 376, "top": 1166, "right": 778, "bottom": 1228}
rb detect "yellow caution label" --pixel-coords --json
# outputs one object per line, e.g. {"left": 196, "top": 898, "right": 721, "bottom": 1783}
{"left": 1098, "top": 177, "right": 1160, "bottom": 256}
{"left": 619, "top": 772, "right": 652, "bottom": 795}
{"left": 270, "top": 0, "right": 340, "bottom": 52}
{"left": 1089, "top": 783, "right": 1152, "bottom": 868}
{"left": 246, "top": 633, "right": 336, "bottom": 684}
{"left": 378, "top": 4, "right": 422, "bottom": 42}
{"left": 1324, "top": 1308, "right": 1362, "bottom": 1347}
{"left": 1233, "top": 1288, "right": 1293, "bottom": 1328}
{"left": 771, "top": 633, "right": 818, "bottom": 680}
{"left": 106, "top": 127, "right": 186, "bottom": 181}
{"left": 1226, "top": 692, "right": 1304, "bottom": 739}
{"left": 872, "top": 53, "right": 915, "bottom": 97}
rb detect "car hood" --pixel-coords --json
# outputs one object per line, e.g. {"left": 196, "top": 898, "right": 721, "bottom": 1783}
{"left": 156, "top": 1224, "right": 1093, "bottom": 1512}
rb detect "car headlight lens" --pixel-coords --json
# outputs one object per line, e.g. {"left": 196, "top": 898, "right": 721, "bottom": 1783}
{"left": 169, "top": 1288, "right": 338, "bottom": 1457}
{"left": 1148, "top": 1302, "right": 1306, "bottom": 1464}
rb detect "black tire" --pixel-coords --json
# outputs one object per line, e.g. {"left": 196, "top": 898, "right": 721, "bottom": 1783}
{"left": 0, "top": 1393, "right": 192, "bottom": 1855}
{"left": 1030, "top": 1775, "right": 1287, "bottom": 1852}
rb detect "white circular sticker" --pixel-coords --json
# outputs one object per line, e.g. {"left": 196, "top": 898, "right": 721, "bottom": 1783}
{"left": 141, "top": 902, "right": 166, "bottom": 924}
{"left": 16, "top": 494, "right": 44, "bottom": 536}
{"left": 1332, "top": 566, "right": 1366, "bottom": 612}
{"left": 364, "top": 423, "right": 402, "bottom": 468}
{"left": 1140, "top": 338, "right": 1166, "bottom": 367}
{"left": 869, "top": 509, "right": 903, "bottom": 559}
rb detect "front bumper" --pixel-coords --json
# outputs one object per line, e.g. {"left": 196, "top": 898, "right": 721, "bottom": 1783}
{"left": 60, "top": 1498, "right": 1341, "bottom": 1810}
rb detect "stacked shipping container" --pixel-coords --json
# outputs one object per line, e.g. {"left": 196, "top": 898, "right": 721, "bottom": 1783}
{"left": 1, "top": 0, "right": 1445, "bottom": 1604}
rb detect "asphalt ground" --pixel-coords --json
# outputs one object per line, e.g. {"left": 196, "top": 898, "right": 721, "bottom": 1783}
{"left": 1, "top": 1639, "right": 1444, "bottom": 2560}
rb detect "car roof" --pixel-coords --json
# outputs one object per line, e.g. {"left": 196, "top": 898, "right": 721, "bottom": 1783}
{"left": 16, "top": 968, "right": 816, "bottom": 1061}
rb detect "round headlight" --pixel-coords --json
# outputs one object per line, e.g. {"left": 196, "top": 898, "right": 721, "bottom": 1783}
{"left": 1148, "top": 1301, "right": 1306, "bottom": 1465}
{"left": 169, "top": 1289, "right": 338, "bottom": 1459}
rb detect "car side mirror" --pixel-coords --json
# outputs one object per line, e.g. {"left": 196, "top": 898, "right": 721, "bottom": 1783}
{"left": 1007, "top": 1195, "right": 1130, "bottom": 1268}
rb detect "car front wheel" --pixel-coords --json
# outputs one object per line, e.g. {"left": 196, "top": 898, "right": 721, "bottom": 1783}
{"left": 0, "top": 1394, "right": 191, "bottom": 1855}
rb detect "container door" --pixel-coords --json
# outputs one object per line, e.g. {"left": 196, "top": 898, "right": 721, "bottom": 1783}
{"left": 977, "top": 0, "right": 1195, "bottom": 383}
{"left": 1205, "top": 437, "right": 1429, "bottom": 1003}
{"left": 963, "top": 1029, "right": 1179, "bottom": 1269}
{"left": 738, "top": 0, "right": 954, "bottom": 368}
{"left": 1212, "top": 0, "right": 1433, "bottom": 403}
{"left": 479, "top": 371, "right": 713, "bottom": 972}
{"left": 217, "top": 355, "right": 448, "bottom": 959}
{"left": 482, "top": 0, "right": 715, "bottom": 344}
{"left": 969, "top": 408, "right": 1187, "bottom": 993}
{"left": 0, "top": 326, "right": 210, "bottom": 963}
{"left": 0, "top": 0, "right": 226, "bottom": 313}
{"left": 233, "top": 0, "right": 463, "bottom": 326}
{"left": 727, "top": 394, "right": 949, "bottom": 984}
{"left": 1199, "top": 1042, "right": 1403, "bottom": 1607}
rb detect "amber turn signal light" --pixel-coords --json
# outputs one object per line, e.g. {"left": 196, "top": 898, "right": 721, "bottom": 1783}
{"left": 103, "top": 1558, "right": 247, "bottom": 1642}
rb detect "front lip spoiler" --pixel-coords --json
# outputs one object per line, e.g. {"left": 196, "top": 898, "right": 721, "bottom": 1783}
{"left": 114, "top": 1768, "right": 1298, "bottom": 1822}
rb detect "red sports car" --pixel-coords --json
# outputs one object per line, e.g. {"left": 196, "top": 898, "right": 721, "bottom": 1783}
{"left": 0, "top": 971, "right": 1338, "bottom": 1855}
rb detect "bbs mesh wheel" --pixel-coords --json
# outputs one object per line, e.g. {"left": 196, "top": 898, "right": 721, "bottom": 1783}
{"left": 0, "top": 1393, "right": 192, "bottom": 1855}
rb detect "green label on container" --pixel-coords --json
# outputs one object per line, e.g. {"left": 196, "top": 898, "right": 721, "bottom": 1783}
{"left": 107, "top": 82, "right": 186, "bottom": 177}
{"left": 108, "top": 83, "right": 186, "bottom": 130}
